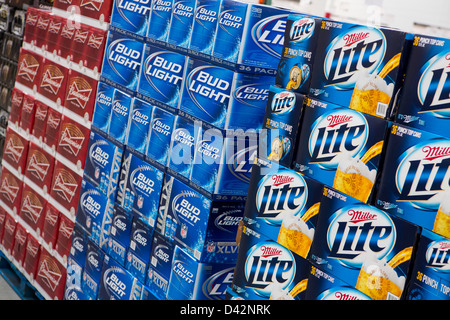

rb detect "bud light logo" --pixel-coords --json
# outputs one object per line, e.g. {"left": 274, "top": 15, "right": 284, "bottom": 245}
{"left": 172, "top": 191, "right": 204, "bottom": 224}
{"left": 106, "top": 37, "right": 142, "bottom": 87}
{"left": 395, "top": 140, "right": 450, "bottom": 209}
{"left": 324, "top": 27, "right": 386, "bottom": 89}
{"left": 271, "top": 91, "right": 296, "bottom": 114}
{"left": 418, "top": 52, "right": 450, "bottom": 115}
{"left": 114, "top": 0, "right": 151, "bottom": 35}
{"left": 425, "top": 240, "right": 450, "bottom": 272}
{"left": 244, "top": 242, "right": 295, "bottom": 298}
{"left": 256, "top": 170, "right": 307, "bottom": 225}
{"left": 327, "top": 205, "right": 395, "bottom": 268}
{"left": 104, "top": 267, "right": 128, "bottom": 299}
{"left": 290, "top": 17, "right": 315, "bottom": 42}
{"left": 251, "top": 14, "right": 287, "bottom": 59}
{"left": 309, "top": 109, "right": 368, "bottom": 168}
{"left": 202, "top": 267, "right": 234, "bottom": 300}
{"left": 233, "top": 83, "right": 269, "bottom": 107}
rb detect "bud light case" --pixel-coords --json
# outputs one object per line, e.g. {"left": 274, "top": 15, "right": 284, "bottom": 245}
{"left": 68, "top": 223, "right": 88, "bottom": 271}
{"left": 146, "top": 0, "right": 174, "bottom": 44}
{"left": 108, "top": 88, "right": 133, "bottom": 145}
{"left": 84, "top": 128, "right": 124, "bottom": 202}
{"left": 306, "top": 264, "right": 372, "bottom": 300}
{"left": 101, "top": 30, "right": 144, "bottom": 93}
{"left": 92, "top": 81, "right": 115, "bottom": 134}
{"left": 145, "top": 105, "right": 176, "bottom": 170}
{"left": 110, "top": 0, "right": 152, "bottom": 40}
{"left": 309, "top": 21, "right": 407, "bottom": 119}
{"left": 107, "top": 204, "right": 133, "bottom": 266}
{"left": 166, "top": 0, "right": 197, "bottom": 50}
{"left": 275, "top": 14, "right": 321, "bottom": 95}
{"left": 116, "top": 150, "right": 164, "bottom": 226}
{"left": 404, "top": 229, "right": 450, "bottom": 300}
{"left": 126, "top": 215, "right": 154, "bottom": 284}
{"left": 82, "top": 239, "right": 105, "bottom": 300}
{"left": 243, "top": 158, "right": 323, "bottom": 259}
{"left": 375, "top": 124, "right": 450, "bottom": 238}
{"left": 98, "top": 253, "right": 143, "bottom": 300}
{"left": 396, "top": 34, "right": 450, "bottom": 138}
{"left": 137, "top": 43, "right": 186, "bottom": 113}
{"left": 232, "top": 224, "right": 311, "bottom": 300}
{"left": 262, "top": 86, "right": 305, "bottom": 167}
{"left": 310, "top": 187, "right": 419, "bottom": 300}
{"left": 126, "top": 98, "right": 153, "bottom": 156}
{"left": 293, "top": 97, "right": 389, "bottom": 203}
{"left": 167, "top": 245, "right": 235, "bottom": 300}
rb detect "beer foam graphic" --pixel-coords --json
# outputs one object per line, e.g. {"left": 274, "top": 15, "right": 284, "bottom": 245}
{"left": 334, "top": 152, "right": 377, "bottom": 183}
{"left": 353, "top": 70, "right": 394, "bottom": 97}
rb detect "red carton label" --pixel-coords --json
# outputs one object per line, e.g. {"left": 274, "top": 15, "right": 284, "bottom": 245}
{"left": 34, "top": 10, "right": 51, "bottom": 50}
{"left": 36, "top": 246, "right": 67, "bottom": 300}
{"left": 38, "top": 59, "right": 69, "bottom": 106}
{"left": 71, "top": 23, "right": 90, "bottom": 66}
{"left": 0, "top": 207, "right": 6, "bottom": 241}
{"left": 16, "top": 48, "right": 43, "bottom": 90}
{"left": 59, "top": 18, "right": 76, "bottom": 61}
{"left": 79, "top": 0, "right": 112, "bottom": 23}
{"left": 43, "top": 107, "right": 62, "bottom": 150}
{"left": 50, "top": 160, "right": 82, "bottom": 214}
{"left": 55, "top": 213, "right": 74, "bottom": 261}
{"left": 65, "top": 69, "right": 98, "bottom": 122}
{"left": 19, "top": 93, "right": 36, "bottom": 135}
{"left": 25, "top": 142, "right": 55, "bottom": 193}
{"left": 84, "top": 26, "right": 107, "bottom": 72}
{"left": 9, "top": 87, "right": 24, "bottom": 126}
{"left": 1, "top": 213, "right": 17, "bottom": 255}
{"left": 23, "top": 233, "right": 41, "bottom": 279}
{"left": 3, "top": 126, "right": 29, "bottom": 174}
{"left": 56, "top": 115, "right": 90, "bottom": 169}
{"left": 24, "top": 7, "right": 39, "bottom": 45}
{"left": 0, "top": 166, "right": 23, "bottom": 214}
{"left": 32, "top": 100, "right": 49, "bottom": 140}
{"left": 19, "top": 182, "right": 47, "bottom": 235}
{"left": 12, "top": 222, "right": 28, "bottom": 265}
{"left": 46, "top": 14, "right": 64, "bottom": 56}
{"left": 41, "top": 202, "right": 60, "bottom": 249}
{"left": 53, "top": 0, "right": 81, "bottom": 15}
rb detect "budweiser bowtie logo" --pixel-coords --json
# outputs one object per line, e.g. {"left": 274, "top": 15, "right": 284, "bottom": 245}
{"left": 22, "top": 98, "right": 35, "bottom": 114}
{"left": 26, "top": 12, "right": 38, "bottom": 26}
{"left": 52, "top": 170, "right": 78, "bottom": 202}
{"left": 74, "top": 30, "right": 89, "bottom": 44}
{"left": 38, "top": 257, "right": 62, "bottom": 291}
{"left": 47, "top": 112, "right": 61, "bottom": 130}
{"left": 4, "top": 135, "right": 24, "bottom": 163}
{"left": 48, "top": 21, "right": 62, "bottom": 34}
{"left": 36, "top": 16, "right": 49, "bottom": 30}
{"left": 21, "top": 192, "right": 44, "bottom": 224}
{"left": 27, "top": 152, "right": 50, "bottom": 181}
{"left": 45, "top": 207, "right": 59, "bottom": 226}
{"left": 40, "top": 67, "right": 65, "bottom": 95}
{"left": 66, "top": 78, "right": 92, "bottom": 110}
{"left": 11, "top": 91, "right": 23, "bottom": 108}
{"left": 0, "top": 175, "right": 20, "bottom": 203}
{"left": 61, "top": 24, "right": 75, "bottom": 39}
{"left": 58, "top": 124, "right": 85, "bottom": 156}
{"left": 80, "top": 0, "right": 104, "bottom": 11}
{"left": 35, "top": 104, "right": 48, "bottom": 122}
{"left": 17, "top": 56, "right": 40, "bottom": 82}
{"left": 58, "top": 219, "right": 73, "bottom": 239}
{"left": 88, "top": 33, "right": 104, "bottom": 49}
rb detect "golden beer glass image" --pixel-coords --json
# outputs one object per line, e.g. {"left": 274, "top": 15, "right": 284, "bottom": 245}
{"left": 433, "top": 197, "right": 450, "bottom": 238}
{"left": 269, "top": 279, "right": 308, "bottom": 300}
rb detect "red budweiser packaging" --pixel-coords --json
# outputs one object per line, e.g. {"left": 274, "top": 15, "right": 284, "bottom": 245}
{"left": 9, "top": 87, "right": 24, "bottom": 127}
{"left": 23, "top": 233, "right": 41, "bottom": 280}
{"left": 11, "top": 222, "right": 28, "bottom": 266}
{"left": 34, "top": 9, "right": 51, "bottom": 51}
{"left": 45, "top": 13, "right": 64, "bottom": 56}
{"left": 59, "top": 17, "right": 77, "bottom": 62}
{"left": 54, "top": 213, "right": 74, "bottom": 263}
{"left": 71, "top": 23, "right": 90, "bottom": 67}
{"left": 84, "top": 26, "right": 107, "bottom": 73}
{"left": 23, "top": 7, "right": 39, "bottom": 45}
{"left": 79, "top": 0, "right": 113, "bottom": 24}
{"left": 49, "top": 159, "right": 83, "bottom": 216}
{"left": 64, "top": 68, "right": 99, "bottom": 123}
{"left": 43, "top": 107, "right": 62, "bottom": 151}
{"left": 1, "top": 213, "right": 17, "bottom": 256}
{"left": 56, "top": 115, "right": 90, "bottom": 170}
{"left": 32, "top": 100, "right": 49, "bottom": 141}
{"left": 41, "top": 202, "right": 60, "bottom": 250}
{"left": 3, "top": 126, "right": 29, "bottom": 176}
{"left": 24, "top": 142, "right": 55, "bottom": 193}
{"left": 0, "top": 166, "right": 23, "bottom": 215}
{"left": 18, "top": 182, "right": 47, "bottom": 234}
{"left": 35, "top": 246, "right": 67, "bottom": 300}
{"left": 16, "top": 48, "right": 43, "bottom": 91}
{"left": 0, "top": 207, "right": 6, "bottom": 242}
{"left": 53, "top": 0, "right": 81, "bottom": 16}
{"left": 19, "top": 93, "right": 35, "bottom": 135}
{"left": 38, "top": 58, "right": 69, "bottom": 107}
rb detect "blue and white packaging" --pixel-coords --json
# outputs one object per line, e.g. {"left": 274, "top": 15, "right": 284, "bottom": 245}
{"left": 167, "top": 245, "right": 235, "bottom": 300}
{"left": 116, "top": 150, "right": 165, "bottom": 226}
{"left": 108, "top": 89, "right": 133, "bottom": 145}
{"left": 107, "top": 204, "right": 134, "bottom": 266}
{"left": 262, "top": 86, "right": 306, "bottom": 167}
{"left": 147, "top": 0, "right": 175, "bottom": 44}
{"left": 156, "top": 174, "right": 244, "bottom": 263}
{"left": 126, "top": 98, "right": 154, "bottom": 156}
{"left": 92, "top": 82, "right": 116, "bottom": 134}
{"left": 126, "top": 216, "right": 154, "bottom": 284}
{"left": 167, "top": 115, "right": 201, "bottom": 183}
{"left": 137, "top": 43, "right": 186, "bottom": 113}
{"left": 101, "top": 30, "right": 145, "bottom": 93}
{"left": 166, "top": 0, "right": 197, "bottom": 50}
{"left": 275, "top": 14, "right": 321, "bottom": 94}
{"left": 81, "top": 239, "right": 105, "bottom": 300}
{"left": 69, "top": 223, "right": 88, "bottom": 271}
{"left": 146, "top": 230, "right": 175, "bottom": 300}
{"left": 145, "top": 106, "right": 176, "bottom": 170}
{"left": 75, "top": 179, "right": 114, "bottom": 250}
{"left": 232, "top": 223, "right": 311, "bottom": 300}
{"left": 84, "top": 129, "right": 124, "bottom": 202}
{"left": 188, "top": 0, "right": 222, "bottom": 57}
{"left": 110, "top": 0, "right": 152, "bottom": 40}
{"left": 404, "top": 229, "right": 450, "bottom": 300}
{"left": 98, "top": 254, "right": 143, "bottom": 300}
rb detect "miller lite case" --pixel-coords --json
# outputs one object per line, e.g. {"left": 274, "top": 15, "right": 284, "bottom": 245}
{"left": 310, "top": 187, "right": 419, "bottom": 300}
{"left": 404, "top": 229, "right": 450, "bottom": 300}
{"left": 243, "top": 158, "right": 323, "bottom": 259}
{"left": 396, "top": 35, "right": 450, "bottom": 138}
{"left": 166, "top": 245, "right": 235, "bottom": 300}
{"left": 293, "top": 97, "right": 389, "bottom": 203}
{"left": 110, "top": 0, "right": 151, "bottom": 40}
{"left": 262, "top": 86, "right": 305, "bottom": 167}
{"left": 275, "top": 13, "right": 321, "bottom": 95}
{"left": 232, "top": 224, "right": 311, "bottom": 300}
{"left": 376, "top": 124, "right": 450, "bottom": 239}
{"left": 308, "top": 21, "right": 407, "bottom": 119}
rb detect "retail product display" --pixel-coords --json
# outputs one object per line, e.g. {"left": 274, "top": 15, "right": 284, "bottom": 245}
{"left": 0, "top": 0, "right": 448, "bottom": 302}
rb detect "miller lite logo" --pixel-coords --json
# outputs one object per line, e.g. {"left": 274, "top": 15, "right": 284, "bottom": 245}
{"left": 256, "top": 170, "right": 307, "bottom": 225}
{"left": 244, "top": 241, "right": 295, "bottom": 298}
{"left": 308, "top": 109, "right": 368, "bottom": 168}
{"left": 396, "top": 140, "right": 450, "bottom": 209}
{"left": 418, "top": 52, "right": 450, "bottom": 114}
{"left": 271, "top": 91, "right": 296, "bottom": 114}
{"left": 327, "top": 205, "right": 395, "bottom": 268}
{"left": 289, "top": 17, "right": 315, "bottom": 42}
{"left": 426, "top": 240, "right": 450, "bottom": 272}
{"left": 251, "top": 14, "right": 287, "bottom": 59}
{"left": 324, "top": 27, "right": 386, "bottom": 89}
